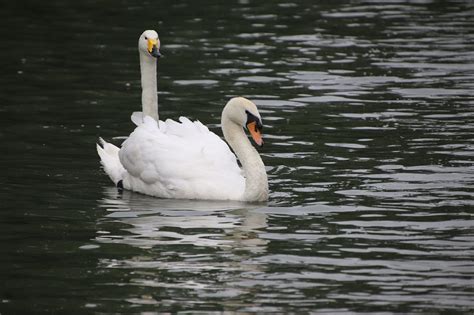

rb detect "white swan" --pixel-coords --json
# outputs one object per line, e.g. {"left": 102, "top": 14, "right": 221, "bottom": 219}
{"left": 97, "top": 30, "right": 268, "bottom": 202}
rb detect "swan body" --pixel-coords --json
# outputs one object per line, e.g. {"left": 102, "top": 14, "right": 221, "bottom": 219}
{"left": 97, "top": 31, "right": 268, "bottom": 202}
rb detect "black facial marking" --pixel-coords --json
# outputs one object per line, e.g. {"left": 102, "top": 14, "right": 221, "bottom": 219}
{"left": 151, "top": 45, "right": 161, "bottom": 58}
{"left": 117, "top": 180, "right": 124, "bottom": 190}
{"left": 245, "top": 110, "right": 263, "bottom": 131}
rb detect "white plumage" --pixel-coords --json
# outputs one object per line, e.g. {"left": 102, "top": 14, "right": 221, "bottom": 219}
{"left": 97, "top": 30, "right": 268, "bottom": 202}
{"left": 119, "top": 115, "right": 244, "bottom": 200}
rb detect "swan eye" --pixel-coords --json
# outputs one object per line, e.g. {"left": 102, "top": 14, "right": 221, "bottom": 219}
{"left": 144, "top": 36, "right": 148, "bottom": 40}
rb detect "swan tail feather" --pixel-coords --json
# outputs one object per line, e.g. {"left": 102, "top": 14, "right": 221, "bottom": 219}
{"left": 96, "top": 138, "right": 125, "bottom": 185}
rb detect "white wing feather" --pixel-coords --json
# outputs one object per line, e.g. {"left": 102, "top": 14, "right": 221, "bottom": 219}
{"left": 131, "top": 111, "right": 144, "bottom": 126}
{"left": 118, "top": 116, "right": 245, "bottom": 200}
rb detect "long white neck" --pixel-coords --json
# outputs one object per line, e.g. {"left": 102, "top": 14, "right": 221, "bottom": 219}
{"left": 222, "top": 118, "right": 268, "bottom": 202}
{"left": 139, "top": 53, "right": 159, "bottom": 121}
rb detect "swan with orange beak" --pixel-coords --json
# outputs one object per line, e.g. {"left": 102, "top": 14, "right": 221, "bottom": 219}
{"left": 97, "top": 29, "right": 269, "bottom": 202}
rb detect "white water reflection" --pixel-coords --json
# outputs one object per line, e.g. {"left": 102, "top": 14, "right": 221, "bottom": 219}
{"left": 96, "top": 188, "right": 269, "bottom": 252}
{"left": 94, "top": 189, "right": 474, "bottom": 310}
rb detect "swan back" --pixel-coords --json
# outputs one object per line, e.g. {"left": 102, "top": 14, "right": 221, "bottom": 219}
{"left": 118, "top": 116, "right": 245, "bottom": 200}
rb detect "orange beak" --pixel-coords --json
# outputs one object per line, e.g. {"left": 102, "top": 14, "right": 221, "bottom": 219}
{"left": 247, "top": 121, "right": 264, "bottom": 147}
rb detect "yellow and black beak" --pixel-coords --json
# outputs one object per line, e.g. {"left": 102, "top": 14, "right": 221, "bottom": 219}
{"left": 147, "top": 38, "right": 161, "bottom": 58}
{"left": 246, "top": 111, "right": 264, "bottom": 147}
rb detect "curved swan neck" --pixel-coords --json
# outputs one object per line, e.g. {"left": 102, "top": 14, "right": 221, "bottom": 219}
{"left": 222, "top": 117, "right": 268, "bottom": 202}
{"left": 139, "top": 53, "right": 159, "bottom": 121}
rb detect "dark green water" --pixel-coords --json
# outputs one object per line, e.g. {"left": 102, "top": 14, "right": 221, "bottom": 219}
{"left": 1, "top": 0, "right": 474, "bottom": 313}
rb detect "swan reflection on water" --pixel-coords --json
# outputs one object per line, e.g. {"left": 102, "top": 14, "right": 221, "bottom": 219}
{"left": 96, "top": 188, "right": 269, "bottom": 253}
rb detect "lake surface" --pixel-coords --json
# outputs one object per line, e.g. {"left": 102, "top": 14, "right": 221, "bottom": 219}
{"left": 1, "top": 0, "right": 474, "bottom": 313}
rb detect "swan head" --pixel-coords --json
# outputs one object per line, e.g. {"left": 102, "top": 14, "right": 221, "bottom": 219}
{"left": 223, "top": 97, "right": 264, "bottom": 147}
{"left": 138, "top": 30, "right": 161, "bottom": 58}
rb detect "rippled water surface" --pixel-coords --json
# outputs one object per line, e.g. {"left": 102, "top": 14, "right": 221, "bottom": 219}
{"left": 1, "top": 0, "right": 474, "bottom": 313}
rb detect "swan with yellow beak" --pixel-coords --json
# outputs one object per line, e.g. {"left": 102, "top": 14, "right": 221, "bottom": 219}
{"left": 97, "top": 30, "right": 269, "bottom": 202}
